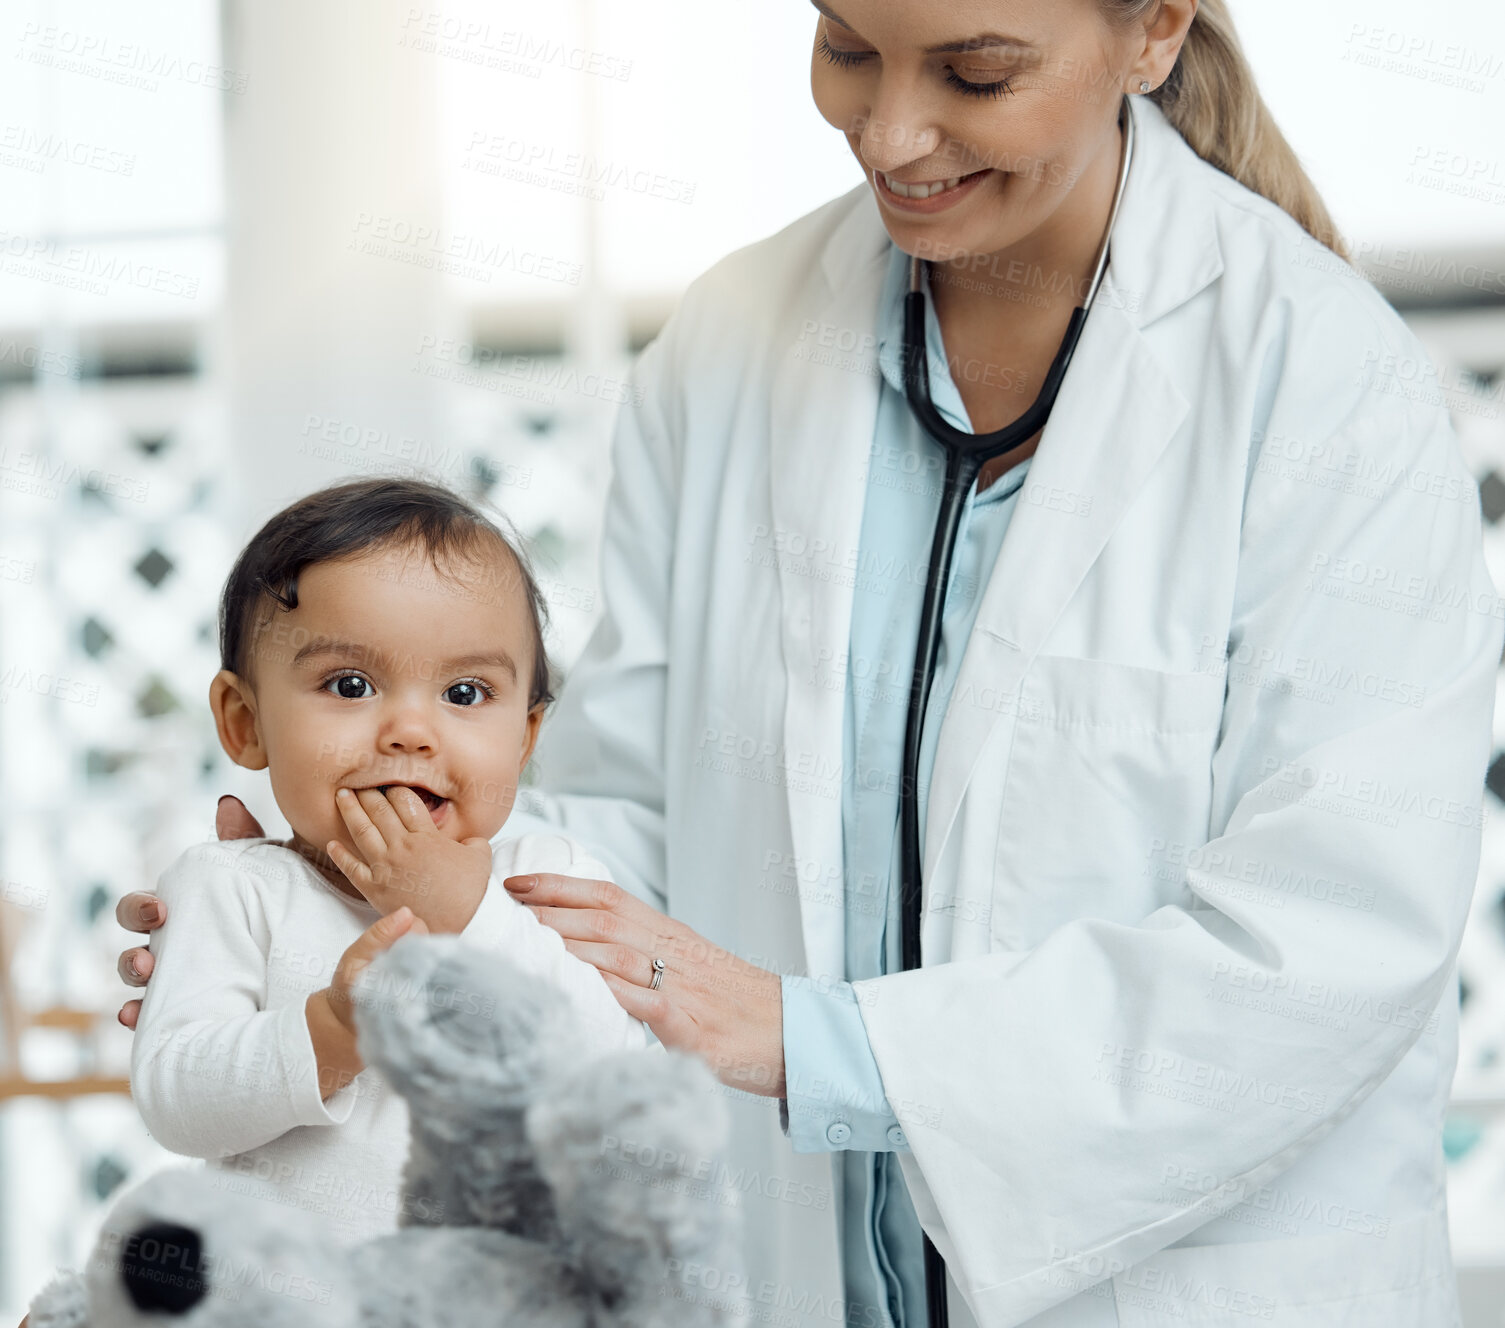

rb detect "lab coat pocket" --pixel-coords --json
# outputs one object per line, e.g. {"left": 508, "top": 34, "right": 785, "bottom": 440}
{"left": 991, "top": 654, "right": 1227, "bottom": 949}
{"left": 1108, "top": 1212, "right": 1454, "bottom": 1325}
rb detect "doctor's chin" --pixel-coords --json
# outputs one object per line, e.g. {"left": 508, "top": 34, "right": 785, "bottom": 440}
{"left": 5, "top": 2, "right": 1505, "bottom": 1327}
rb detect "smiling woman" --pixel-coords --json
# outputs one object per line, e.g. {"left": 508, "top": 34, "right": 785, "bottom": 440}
{"left": 809, "top": 0, "right": 1344, "bottom": 255}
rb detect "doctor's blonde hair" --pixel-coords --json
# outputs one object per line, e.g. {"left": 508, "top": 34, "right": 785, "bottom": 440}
{"left": 1102, "top": 0, "right": 1350, "bottom": 262}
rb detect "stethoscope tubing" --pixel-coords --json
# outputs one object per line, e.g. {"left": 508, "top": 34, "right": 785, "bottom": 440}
{"left": 893, "top": 94, "right": 1137, "bottom": 1328}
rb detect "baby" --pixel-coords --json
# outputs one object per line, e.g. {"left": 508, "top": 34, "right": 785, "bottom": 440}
{"left": 130, "top": 475, "right": 646, "bottom": 1246}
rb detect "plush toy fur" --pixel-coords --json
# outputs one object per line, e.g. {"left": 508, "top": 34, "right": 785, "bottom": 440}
{"left": 26, "top": 935, "right": 741, "bottom": 1328}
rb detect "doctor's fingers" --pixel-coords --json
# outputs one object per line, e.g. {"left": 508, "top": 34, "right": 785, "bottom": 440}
{"left": 560, "top": 931, "right": 770, "bottom": 1012}
{"left": 502, "top": 871, "right": 667, "bottom": 932}
{"left": 557, "top": 939, "right": 661, "bottom": 989}
{"left": 523, "top": 902, "right": 667, "bottom": 958}
{"left": 525, "top": 897, "right": 741, "bottom": 979}
{"left": 598, "top": 953, "right": 786, "bottom": 1097}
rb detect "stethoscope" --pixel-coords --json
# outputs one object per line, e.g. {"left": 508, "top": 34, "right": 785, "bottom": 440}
{"left": 895, "top": 95, "right": 1136, "bottom": 1328}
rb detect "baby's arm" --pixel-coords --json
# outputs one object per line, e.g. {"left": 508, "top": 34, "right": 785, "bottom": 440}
{"left": 461, "top": 834, "right": 649, "bottom": 1054}
{"left": 130, "top": 844, "right": 365, "bottom": 1157}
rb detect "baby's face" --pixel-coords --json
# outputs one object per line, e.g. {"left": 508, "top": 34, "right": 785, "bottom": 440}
{"left": 219, "top": 539, "right": 543, "bottom": 874}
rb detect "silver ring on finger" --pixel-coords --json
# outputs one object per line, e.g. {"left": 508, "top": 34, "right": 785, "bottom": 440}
{"left": 649, "top": 956, "right": 666, "bottom": 991}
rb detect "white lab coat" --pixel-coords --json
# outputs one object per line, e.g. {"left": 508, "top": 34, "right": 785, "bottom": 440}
{"left": 503, "top": 93, "right": 1499, "bottom": 1327}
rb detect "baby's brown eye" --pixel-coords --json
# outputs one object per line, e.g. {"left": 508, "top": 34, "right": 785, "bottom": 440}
{"left": 328, "top": 675, "right": 372, "bottom": 700}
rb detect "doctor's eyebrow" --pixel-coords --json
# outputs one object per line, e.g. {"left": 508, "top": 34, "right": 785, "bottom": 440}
{"left": 808, "top": 0, "right": 1039, "bottom": 53}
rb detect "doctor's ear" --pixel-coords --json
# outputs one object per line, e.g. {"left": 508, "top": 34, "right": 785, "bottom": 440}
{"left": 210, "top": 670, "right": 269, "bottom": 771}
{"left": 1123, "top": 0, "right": 1199, "bottom": 92}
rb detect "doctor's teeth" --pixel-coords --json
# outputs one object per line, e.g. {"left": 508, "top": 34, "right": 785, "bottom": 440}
{"left": 884, "top": 173, "right": 965, "bottom": 198}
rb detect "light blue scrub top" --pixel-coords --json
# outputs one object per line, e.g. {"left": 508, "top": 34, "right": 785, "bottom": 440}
{"left": 779, "top": 240, "right": 1035, "bottom": 1328}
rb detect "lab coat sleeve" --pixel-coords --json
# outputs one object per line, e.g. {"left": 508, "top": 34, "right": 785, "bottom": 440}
{"left": 495, "top": 328, "right": 681, "bottom": 915}
{"left": 779, "top": 975, "right": 909, "bottom": 1152}
{"left": 130, "top": 844, "right": 361, "bottom": 1158}
{"left": 850, "top": 385, "right": 1501, "bottom": 1323}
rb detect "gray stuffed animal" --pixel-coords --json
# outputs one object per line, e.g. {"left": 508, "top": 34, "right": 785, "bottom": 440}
{"left": 24, "top": 935, "right": 742, "bottom": 1328}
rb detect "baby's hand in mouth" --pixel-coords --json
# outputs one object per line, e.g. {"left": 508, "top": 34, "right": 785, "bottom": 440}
{"left": 326, "top": 785, "right": 492, "bottom": 928}
{"left": 378, "top": 782, "right": 448, "bottom": 826}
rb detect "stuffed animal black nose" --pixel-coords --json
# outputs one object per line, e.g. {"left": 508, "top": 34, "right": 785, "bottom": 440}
{"left": 120, "top": 1220, "right": 207, "bottom": 1314}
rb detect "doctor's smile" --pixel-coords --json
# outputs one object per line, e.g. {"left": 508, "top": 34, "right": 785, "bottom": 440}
{"left": 108, "top": 2, "right": 1497, "bottom": 1326}
{"left": 872, "top": 167, "right": 994, "bottom": 213}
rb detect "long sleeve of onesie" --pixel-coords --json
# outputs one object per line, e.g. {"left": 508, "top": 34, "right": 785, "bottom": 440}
{"left": 131, "top": 834, "right": 645, "bottom": 1162}
{"left": 130, "top": 841, "right": 349, "bottom": 1157}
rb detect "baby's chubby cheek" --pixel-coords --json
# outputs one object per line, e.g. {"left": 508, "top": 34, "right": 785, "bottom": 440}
{"left": 453, "top": 776, "right": 518, "bottom": 840}
{"left": 269, "top": 765, "right": 353, "bottom": 853}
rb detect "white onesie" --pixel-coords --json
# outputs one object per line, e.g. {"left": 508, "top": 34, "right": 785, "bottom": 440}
{"left": 130, "top": 833, "right": 647, "bottom": 1245}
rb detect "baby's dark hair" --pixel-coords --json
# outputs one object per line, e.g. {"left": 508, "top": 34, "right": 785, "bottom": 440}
{"left": 218, "top": 476, "right": 556, "bottom": 711}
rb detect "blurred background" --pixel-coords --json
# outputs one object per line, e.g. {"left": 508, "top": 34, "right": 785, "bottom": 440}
{"left": 0, "top": 0, "right": 1503, "bottom": 1319}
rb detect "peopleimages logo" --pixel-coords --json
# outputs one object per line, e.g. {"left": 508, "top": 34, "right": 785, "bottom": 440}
{"left": 1093, "top": 1042, "right": 1328, "bottom": 1116}
{"left": 599, "top": 1135, "right": 829, "bottom": 1210}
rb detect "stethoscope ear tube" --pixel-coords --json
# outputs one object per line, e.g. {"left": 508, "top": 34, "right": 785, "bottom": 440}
{"left": 894, "top": 96, "right": 1136, "bottom": 1328}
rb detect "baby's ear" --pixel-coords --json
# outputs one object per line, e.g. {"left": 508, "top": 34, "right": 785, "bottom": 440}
{"left": 519, "top": 700, "right": 545, "bottom": 768}
{"left": 209, "top": 670, "right": 268, "bottom": 770}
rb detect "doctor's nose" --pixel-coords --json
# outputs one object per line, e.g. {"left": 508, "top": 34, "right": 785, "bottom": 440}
{"left": 856, "top": 98, "right": 942, "bottom": 176}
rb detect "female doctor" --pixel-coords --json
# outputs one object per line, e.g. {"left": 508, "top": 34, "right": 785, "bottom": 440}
{"left": 117, "top": 0, "right": 1500, "bottom": 1324}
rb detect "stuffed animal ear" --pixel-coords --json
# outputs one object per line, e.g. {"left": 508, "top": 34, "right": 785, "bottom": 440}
{"left": 352, "top": 935, "right": 585, "bottom": 1234}
{"left": 526, "top": 1050, "right": 743, "bottom": 1326}
{"left": 352, "top": 934, "right": 576, "bottom": 1126}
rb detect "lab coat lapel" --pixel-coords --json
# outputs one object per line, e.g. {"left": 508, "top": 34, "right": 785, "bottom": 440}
{"left": 767, "top": 206, "right": 889, "bottom": 984}
{"left": 920, "top": 92, "right": 1226, "bottom": 901}
{"left": 920, "top": 297, "right": 1190, "bottom": 888}
{"left": 769, "top": 95, "right": 1225, "bottom": 971}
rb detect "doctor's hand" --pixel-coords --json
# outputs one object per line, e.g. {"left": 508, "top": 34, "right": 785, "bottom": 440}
{"left": 115, "top": 794, "right": 265, "bottom": 1029}
{"left": 503, "top": 871, "right": 786, "bottom": 1098}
